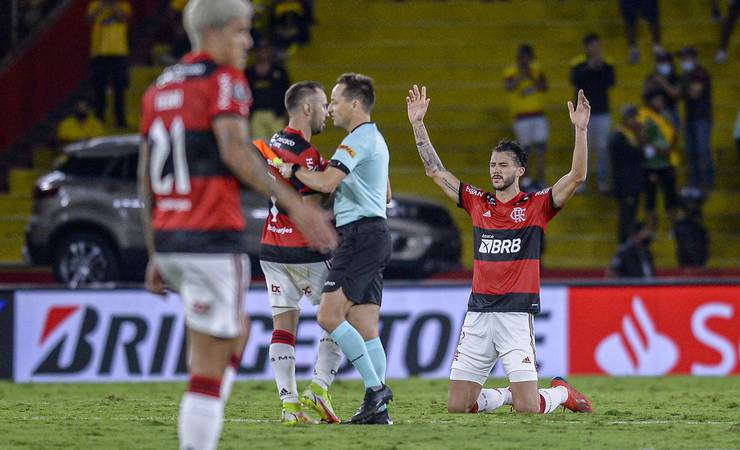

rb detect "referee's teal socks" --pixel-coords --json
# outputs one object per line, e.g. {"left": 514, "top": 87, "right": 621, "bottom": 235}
{"left": 365, "top": 337, "right": 386, "bottom": 382}
{"left": 365, "top": 337, "right": 388, "bottom": 411}
{"left": 330, "top": 321, "right": 381, "bottom": 389}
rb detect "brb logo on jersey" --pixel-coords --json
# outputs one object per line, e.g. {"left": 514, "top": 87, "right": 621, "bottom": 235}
{"left": 510, "top": 207, "right": 526, "bottom": 223}
{"left": 478, "top": 234, "right": 521, "bottom": 254}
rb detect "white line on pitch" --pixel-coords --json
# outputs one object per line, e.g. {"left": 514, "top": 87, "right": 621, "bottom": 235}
{"left": 12, "top": 416, "right": 737, "bottom": 426}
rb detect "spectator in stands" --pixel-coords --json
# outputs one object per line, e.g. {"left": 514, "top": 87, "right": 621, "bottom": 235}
{"left": 715, "top": 0, "right": 739, "bottom": 63}
{"left": 250, "top": 0, "right": 274, "bottom": 43}
{"left": 570, "top": 33, "right": 615, "bottom": 194}
{"left": 619, "top": 0, "right": 665, "bottom": 64}
{"left": 504, "top": 44, "right": 549, "bottom": 186}
{"left": 168, "top": 0, "right": 190, "bottom": 61}
{"left": 679, "top": 46, "right": 714, "bottom": 192}
{"left": 609, "top": 105, "right": 645, "bottom": 244}
{"left": 608, "top": 222, "right": 655, "bottom": 278}
{"left": 246, "top": 41, "right": 292, "bottom": 140}
{"left": 87, "top": 0, "right": 131, "bottom": 129}
{"left": 56, "top": 99, "right": 104, "bottom": 144}
{"left": 639, "top": 90, "right": 679, "bottom": 228}
{"left": 271, "top": 0, "right": 310, "bottom": 57}
{"left": 673, "top": 188, "right": 709, "bottom": 268}
{"left": 643, "top": 51, "right": 681, "bottom": 130}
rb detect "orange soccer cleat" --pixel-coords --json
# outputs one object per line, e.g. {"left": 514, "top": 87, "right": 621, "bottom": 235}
{"left": 551, "top": 377, "right": 592, "bottom": 413}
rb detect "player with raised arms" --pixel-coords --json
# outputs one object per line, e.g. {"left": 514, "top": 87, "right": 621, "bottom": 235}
{"left": 406, "top": 84, "right": 593, "bottom": 415}
{"left": 138, "top": 1, "right": 336, "bottom": 448}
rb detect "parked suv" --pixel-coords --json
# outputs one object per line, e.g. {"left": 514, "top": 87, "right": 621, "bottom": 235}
{"left": 25, "top": 136, "right": 461, "bottom": 286}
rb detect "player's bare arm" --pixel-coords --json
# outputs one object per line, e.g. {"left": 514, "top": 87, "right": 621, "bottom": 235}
{"left": 386, "top": 178, "right": 392, "bottom": 204}
{"left": 406, "top": 84, "right": 461, "bottom": 203}
{"left": 213, "top": 115, "right": 337, "bottom": 251}
{"left": 279, "top": 163, "right": 347, "bottom": 194}
{"left": 136, "top": 141, "right": 167, "bottom": 295}
{"left": 551, "top": 89, "right": 590, "bottom": 208}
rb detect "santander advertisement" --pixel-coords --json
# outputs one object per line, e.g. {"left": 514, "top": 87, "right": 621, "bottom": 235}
{"left": 569, "top": 286, "right": 740, "bottom": 376}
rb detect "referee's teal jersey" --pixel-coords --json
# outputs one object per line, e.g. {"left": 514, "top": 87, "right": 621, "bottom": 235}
{"left": 328, "top": 122, "right": 389, "bottom": 227}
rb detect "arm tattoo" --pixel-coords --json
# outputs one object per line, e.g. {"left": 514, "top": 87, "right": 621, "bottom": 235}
{"left": 440, "top": 176, "right": 459, "bottom": 195}
{"left": 412, "top": 122, "right": 445, "bottom": 173}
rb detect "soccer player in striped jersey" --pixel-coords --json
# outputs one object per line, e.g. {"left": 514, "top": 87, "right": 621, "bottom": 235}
{"left": 406, "top": 84, "right": 593, "bottom": 415}
{"left": 139, "top": 1, "right": 336, "bottom": 448}
{"left": 257, "top": 81, "right": 343, "bottom": 425}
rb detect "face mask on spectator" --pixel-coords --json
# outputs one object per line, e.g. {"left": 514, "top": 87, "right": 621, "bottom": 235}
{"left": 681, "top": 60, "right": 695, "bottom": 72}
{"left": 656, "top": 63, "right": 672, "bottom": 76}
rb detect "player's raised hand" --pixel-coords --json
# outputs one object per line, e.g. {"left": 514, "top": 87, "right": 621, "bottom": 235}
{"left": 406, "top": 84, "right": 430, "bottom": 124}
{"left": 568, "top": 89, "right": 591, "bottom": 131}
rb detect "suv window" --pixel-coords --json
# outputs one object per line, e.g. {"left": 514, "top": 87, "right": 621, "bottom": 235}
{"left": 107, "top": 153, "right": 139, "bottom": 181}
{"left": 58, "top": 156, "right": 112, "bottom": 177}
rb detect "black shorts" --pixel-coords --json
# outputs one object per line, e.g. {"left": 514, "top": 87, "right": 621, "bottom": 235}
{"left": 323, "top": 217, "right": 391, "bottom": 305}
{"left": 619, "top": 0, "right": 659, "bottom": 26}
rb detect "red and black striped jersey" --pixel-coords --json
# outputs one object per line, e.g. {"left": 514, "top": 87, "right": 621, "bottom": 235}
{"left": 458, "top": 182, "right": 560, "bottom": 313}
{"left": 259, "top": 127, "right": 330, "bottom": 263}
{"left": 140, "top": 52, "right": 252, "bottom": 253}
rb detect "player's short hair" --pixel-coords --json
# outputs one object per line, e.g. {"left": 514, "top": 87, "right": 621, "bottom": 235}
{"left": 335, "top": 73, "right": 375, "bottom": 112}
{"left": 583, "top": 33, "right": 600, "bottom": 46}
{"left": 284, "top": 81, "right": 324, "bottom": 113}
{"left": 492, "top": 139, "right": 527, "bottom": 167}
{"left": 183, "top": 0, "right": 253, "bottom": 50}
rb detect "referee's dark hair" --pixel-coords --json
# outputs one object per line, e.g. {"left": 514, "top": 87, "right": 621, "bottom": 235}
{"left": 336, "top": 72, "right": 375, "bottom": 112}
{"left": 492, "top": 139, "right": 527, "bottom": 167}
{"left": 284, "top": 81, "right": 324, "bottom": 113}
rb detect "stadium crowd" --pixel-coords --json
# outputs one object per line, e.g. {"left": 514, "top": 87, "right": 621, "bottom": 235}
{"left": 0, "top": 0, "right": 736, "bottom": 277}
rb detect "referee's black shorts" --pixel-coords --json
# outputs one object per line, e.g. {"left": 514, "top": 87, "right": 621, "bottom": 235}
{"left": 323, "top": 217, "right": 391, "bottom": 305}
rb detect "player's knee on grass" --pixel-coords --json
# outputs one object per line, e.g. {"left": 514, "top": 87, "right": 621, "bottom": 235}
{"left": 447, "top": 380, "right": 480, "bottom": 413}
{"left": 510, "top": 380, "right": 540, "bottom": 413}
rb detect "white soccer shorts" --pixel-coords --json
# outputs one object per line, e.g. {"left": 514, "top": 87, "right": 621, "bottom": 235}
{"left": 450, "top": 311, "right": 538, "bottom": 385}
{"left": 260, "top": 260, "right": 330, "bottom": 316}
{"left": 156, "top": 253, "right": 250, "bottom": 338}
{"left": 513, "top": 115, "right": 549, "bottom": 147}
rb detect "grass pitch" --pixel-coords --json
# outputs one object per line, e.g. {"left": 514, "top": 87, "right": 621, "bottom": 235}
{"left": 1, "top": 377, "right": 739, "bottom": 449}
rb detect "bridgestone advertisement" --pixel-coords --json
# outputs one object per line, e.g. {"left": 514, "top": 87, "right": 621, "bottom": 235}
{"left": 10, "top": 287, "right": 567, "bottom": 383}
{"left": 6, "top": 284, "right": 738, "bottom": 383}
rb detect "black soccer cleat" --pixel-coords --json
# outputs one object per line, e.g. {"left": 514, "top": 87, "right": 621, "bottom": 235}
{"left": 361, "top": 408, "right": 393, "bottom": 425}
{"left": 344, "top": 384, "right": 393, "bottom": 424}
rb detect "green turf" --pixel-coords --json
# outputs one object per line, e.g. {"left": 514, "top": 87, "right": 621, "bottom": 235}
{"left": 1, "top": 377, "right": 739, "bottom": 449}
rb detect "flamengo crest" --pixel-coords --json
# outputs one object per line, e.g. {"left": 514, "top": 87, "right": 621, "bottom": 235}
{"left": 510, "top": 207, "right": 526, "bottom": 223}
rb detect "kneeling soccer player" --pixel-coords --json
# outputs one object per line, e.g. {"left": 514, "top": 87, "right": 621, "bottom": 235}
{"left": 406, "top": 84, "right": 593, "bottom": 415}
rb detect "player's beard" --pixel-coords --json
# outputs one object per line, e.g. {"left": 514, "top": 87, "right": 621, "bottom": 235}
{"left": 493, "top": 173, "right": 516, "bottom": 191}
{"left": 311, "top": 114, "right": 326, "bottom": 135}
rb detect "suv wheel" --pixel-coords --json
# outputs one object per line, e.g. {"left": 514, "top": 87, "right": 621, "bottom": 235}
{"left": 53, "top": 232, "right": 120, "bottom": 287}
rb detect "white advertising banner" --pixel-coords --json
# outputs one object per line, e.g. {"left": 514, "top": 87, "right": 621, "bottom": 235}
{"left": 13, "top": 287, "right": 567, "bottom": 383}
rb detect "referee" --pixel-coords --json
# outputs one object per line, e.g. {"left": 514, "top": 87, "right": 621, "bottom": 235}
{"left": 279, "top": 73, "right": 393, "bottom": 425}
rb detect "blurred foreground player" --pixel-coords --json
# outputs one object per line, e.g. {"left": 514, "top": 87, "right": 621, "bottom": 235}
{"left": 255, "top": 81, "right": 342, "bottom": 425}
{"left": 138, "top": 1, "right": 336, "bottom": 448}
{"left": 406, "top": 84, "right": 593, "bottom": 415}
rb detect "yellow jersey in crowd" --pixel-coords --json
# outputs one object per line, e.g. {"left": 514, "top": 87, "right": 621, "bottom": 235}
{"left": 503, "top": 62, "right": 546, "bottom": 118}
{"left": 88, "top": 1, "right": 131, "bottom": 57}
